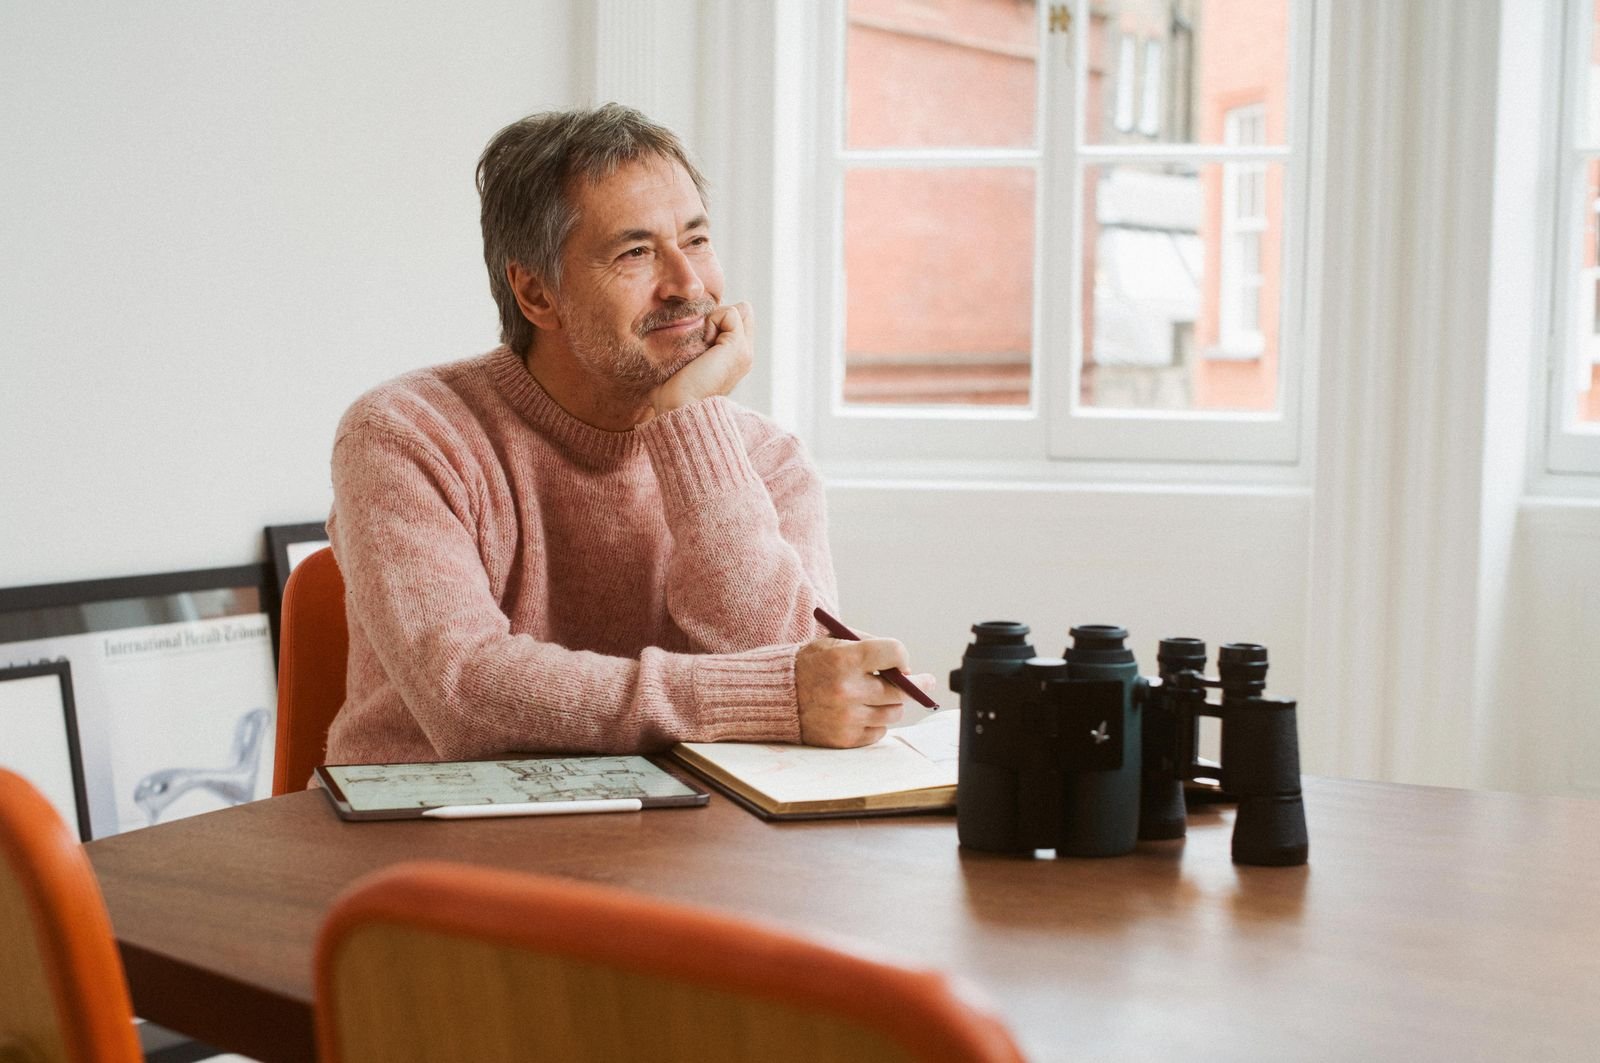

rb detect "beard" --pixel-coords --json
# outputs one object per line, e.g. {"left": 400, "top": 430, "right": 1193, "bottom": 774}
{"left": 565, "top": 297, "right": 717, "bottom": 396}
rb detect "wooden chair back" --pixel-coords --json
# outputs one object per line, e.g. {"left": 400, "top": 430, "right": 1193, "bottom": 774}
{"left": 272, "top": 546, "right": 348, "bottom": 795}
{"left": 0, "top": 768, "right": 141, "bottom": 1063}
{"left": 315, "top": 860, "right": 1026, "bottom": 1063}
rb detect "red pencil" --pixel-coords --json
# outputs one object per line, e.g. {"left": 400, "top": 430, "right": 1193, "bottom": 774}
{"left": 812, "top": 606, "right": 940, "bottom": 710}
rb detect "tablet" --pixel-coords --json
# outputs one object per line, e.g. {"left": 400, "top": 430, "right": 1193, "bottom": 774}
{"left": 314, "top": 755, "right": 710, "bottom": 821}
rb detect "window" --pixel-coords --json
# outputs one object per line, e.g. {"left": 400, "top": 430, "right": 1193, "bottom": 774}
{"left": 1585, "top": 180, "right": 1600, "bottom": 404}
{"left": 1548, "top": 0, "right": 1600, "bottom": 472}
{"left": 816, "top": 0, "right": 1311, "bottom": 468}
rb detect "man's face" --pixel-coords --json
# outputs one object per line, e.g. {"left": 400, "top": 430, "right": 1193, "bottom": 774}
{"left": 553, "top": 158, "right": 724, "bottom": 395}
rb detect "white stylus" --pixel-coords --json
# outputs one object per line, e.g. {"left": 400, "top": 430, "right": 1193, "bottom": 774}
{"left": 421, "top": 798, "right": 644, "bottom": 819}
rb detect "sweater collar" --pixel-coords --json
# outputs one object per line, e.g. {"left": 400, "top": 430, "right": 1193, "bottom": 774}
{"left": 486, "top": 346, "right": 639, "bottom": 461}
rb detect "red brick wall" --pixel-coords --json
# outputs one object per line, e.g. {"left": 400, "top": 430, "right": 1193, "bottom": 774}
{"left": 1193, "top": 0, "right": 1285, "bottom": 411}
{"left": 842, "top": 0, "right": 1037, "bottom": 404}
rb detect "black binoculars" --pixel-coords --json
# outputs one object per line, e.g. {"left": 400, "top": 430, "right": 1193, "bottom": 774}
{"left": 949, "top": 621, "right": 1308, "bottom": 866}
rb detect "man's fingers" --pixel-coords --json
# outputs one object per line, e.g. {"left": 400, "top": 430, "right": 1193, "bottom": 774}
{"left": 851, "top": 637, "right": 912, "bottom": 674}
{"left": 854, "top": 725, "right": 888, "bottom": 747}
{"left": 794, "top": 635, "right": 924, "bottom": 748}
{"left": 708, "top": 303, "right": 739, "bottom": 334}
{"left": 863, "top": 673, "right": 916, "bottom": 706}
{"left": 708, "top": 301, "right": 751, "bottom": 343}
{"left": 825, "top": 639, "right": 920, "bottom": 704}
{"left": 864, "top": 703, "right": 904, "bottom": 726}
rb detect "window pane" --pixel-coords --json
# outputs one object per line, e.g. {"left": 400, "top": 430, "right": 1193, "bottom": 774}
{"left": 842, "top": 167, "right": 1034, "bottom": 406}
{"left": 1080, "top": 161, "right": 1283, "bottom": 411}
{"left": 845, "top": 0, "right": 1037, "bottom": 149}
{"left": 1578, "top": 157, "right": 1600, "bottom": 422}
{"left": 1588, "top": 0, "right": 1600, "bottom": 146}
{"left": 1087, "top": 0, "right": 1288, "bottom": 147}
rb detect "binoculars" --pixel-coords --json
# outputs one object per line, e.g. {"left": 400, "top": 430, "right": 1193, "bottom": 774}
{"left": 949, "top": 621, "right": 1308, "bottom": 866}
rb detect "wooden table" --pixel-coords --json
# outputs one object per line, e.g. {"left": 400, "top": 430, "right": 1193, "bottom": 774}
{"left": 87, "top": 777, "right": 1600, "bottom": 1062}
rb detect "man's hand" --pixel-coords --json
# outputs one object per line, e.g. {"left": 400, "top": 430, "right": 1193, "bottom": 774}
{"left": 649, "top": 301, "right": 754, "bottom": 415}
{"left": 794, "top": 635, "right": 934, "bottom": 748}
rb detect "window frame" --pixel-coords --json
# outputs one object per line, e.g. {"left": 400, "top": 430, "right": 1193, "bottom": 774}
{"left": 805, "top": 0, "right": 1321, "bottom": 476}
{"left": 1546, "top": 0, "right": 1600, "bottom": 475}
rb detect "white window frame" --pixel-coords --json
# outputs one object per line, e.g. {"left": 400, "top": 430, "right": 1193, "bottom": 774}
{"left": 804, "top": 0, "right": 1320, "bottom": 478}
{"left": 1547, "top": 0, "right": 1600, "bottom": 474}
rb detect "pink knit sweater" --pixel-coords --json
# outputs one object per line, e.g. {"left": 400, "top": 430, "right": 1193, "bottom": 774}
{"left": 324, "top": 347, "right": 836, "bottom": 763}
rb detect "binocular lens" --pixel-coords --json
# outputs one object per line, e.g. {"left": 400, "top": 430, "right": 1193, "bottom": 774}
{"left": 1067, "top": 624, "right": 1128, "bottom": 649}
{"left": 1157, "top": 637, "right": 1207, "bottom": 676}
{"left": 966, "top": 622, "right": 1036, "bottom": 659}
{"left": 971, "top": 620, "right": 1031, "bottom": 642}
{"left": 1065, "top": 625, "right": 1134, "bottom": 666}
{"left": 1219, "top": 642, "right": 1269, "bottom": 696}
{"left": 1233, "top": 795, "right": 1310, "bottom": 866}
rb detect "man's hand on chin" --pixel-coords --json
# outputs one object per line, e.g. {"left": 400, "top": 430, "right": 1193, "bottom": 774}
{"left": 648, "top": 301, "right": 755, "bottom": 416}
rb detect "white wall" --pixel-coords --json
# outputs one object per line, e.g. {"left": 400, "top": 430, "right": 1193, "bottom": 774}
{"left": 1, "top": 1, "right": 577, "bottom": 586}
{"left": 1485, "top": 504, "right": 1600, "bottom": 797}
{"left": 827, "top": 483, "right": 1312, "bottom": 735}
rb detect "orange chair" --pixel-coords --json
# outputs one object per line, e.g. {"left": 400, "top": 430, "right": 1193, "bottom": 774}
{"left": 273, "top": 546, "right": 349, "bottom": 795}
{"left": 0, "top": 768, "right": 142, "bottom": 1063}
{"left": 315, "top": 861, "right": 1026, "bottom": 1063}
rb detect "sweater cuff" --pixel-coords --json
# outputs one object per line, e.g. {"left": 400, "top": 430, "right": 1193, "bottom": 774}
{"left": 636, "top": 396, "right": 762, "bottom": 511}
{"left": 690, "top": 643, "right": 802, "bottom": 743}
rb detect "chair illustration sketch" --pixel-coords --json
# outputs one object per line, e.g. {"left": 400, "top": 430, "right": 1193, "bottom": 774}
{"left": 133, "top": 707, "right": 272, "bottom": 824}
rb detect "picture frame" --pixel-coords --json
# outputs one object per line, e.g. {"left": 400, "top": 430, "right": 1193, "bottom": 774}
{"left": 0, "top": 565, "right": 278, "bottom": 838}
{"left": 0, "top": 659, "right": 92, "bottom": 841}
{"left": 264, "top": 522, "right": 330, "bottom": 663}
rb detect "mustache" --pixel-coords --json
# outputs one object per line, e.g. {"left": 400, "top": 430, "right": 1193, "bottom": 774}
{"left": 637, "top": 299, "right": 717, "bottom": 336}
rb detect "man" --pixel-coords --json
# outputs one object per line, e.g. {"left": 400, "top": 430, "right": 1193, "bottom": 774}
{"left": 323, "top": 103, "right": 930, "bottom": 764}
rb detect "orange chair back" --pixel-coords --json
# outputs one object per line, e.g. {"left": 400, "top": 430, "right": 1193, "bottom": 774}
{"left": 273, "top": 546, "right": 349, "bottom": 795}
{"left": 315, "top": 861, "right": 1026, "bottom": 1063}
{"left": 0, "top": 768, "right": 142, "bottom": 1063}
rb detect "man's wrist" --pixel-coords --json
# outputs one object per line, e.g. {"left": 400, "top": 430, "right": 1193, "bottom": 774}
{"left": 636, "top": 396, "right": 761, "bottom": 511}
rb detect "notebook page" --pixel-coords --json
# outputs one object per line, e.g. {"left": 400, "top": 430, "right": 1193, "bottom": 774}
{"left": 678, "top": 711, "right": 957, "bottom": 805}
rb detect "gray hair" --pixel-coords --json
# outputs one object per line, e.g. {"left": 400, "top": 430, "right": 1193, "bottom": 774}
{"left": 477, "top": 103, "right": 710, "bottom": 356}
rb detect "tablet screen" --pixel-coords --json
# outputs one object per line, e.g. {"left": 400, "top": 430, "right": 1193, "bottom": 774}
{"left": 316, "top": 755, "right": 708, "bottom": 819}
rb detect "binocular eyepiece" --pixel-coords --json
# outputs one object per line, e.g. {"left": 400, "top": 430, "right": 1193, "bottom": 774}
{"left": 950, "top": 621, "right": 1308, "bottom": 866}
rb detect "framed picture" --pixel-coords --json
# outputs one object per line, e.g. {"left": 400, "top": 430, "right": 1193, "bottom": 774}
{"left": 0, "top": 566, "right": 278, "bottom": 838}
{"left": 264, "top": 522, "right": 330, "bottom": 662}
{"left": 0, "top": 659, "right": 91, "bottom": 841}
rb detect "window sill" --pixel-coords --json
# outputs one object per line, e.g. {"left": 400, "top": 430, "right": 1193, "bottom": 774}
{"left": 817, "top": 454, "right": 1311, "bottom": 493}
{"left": 1525, "top": 469, "right": 1600, "bottom": 501}
{"left": 1201, "top": 346, "right": 1265, "bottom": 362}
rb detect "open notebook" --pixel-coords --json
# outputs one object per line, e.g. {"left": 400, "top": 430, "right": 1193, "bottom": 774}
{"left": 671, "top": 709, "right": 958, "bottom": 820}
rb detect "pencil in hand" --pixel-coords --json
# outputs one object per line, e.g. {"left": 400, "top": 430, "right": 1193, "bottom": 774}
{"left": 812, "top": 606, "right": 940, "bottom": 710}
